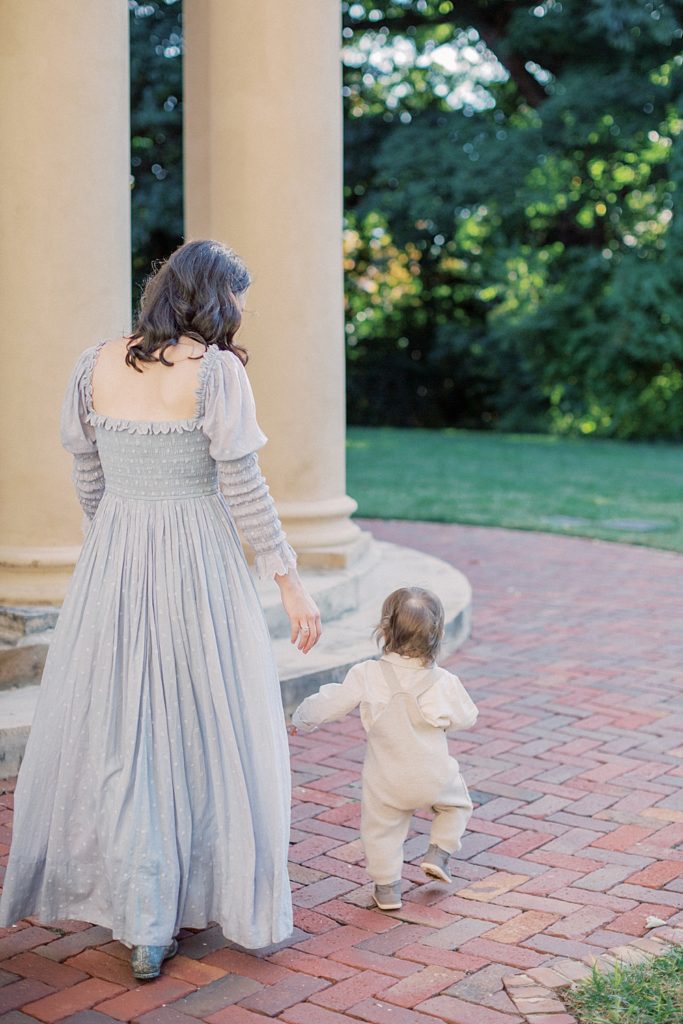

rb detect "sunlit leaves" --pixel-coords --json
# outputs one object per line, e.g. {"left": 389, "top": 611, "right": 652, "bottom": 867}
{"left": 343, "top": 0, "right": 683, "bottom": 437}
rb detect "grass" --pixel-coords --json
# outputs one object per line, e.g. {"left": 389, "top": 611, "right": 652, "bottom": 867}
{"left": 564, "top": 947, "right": 683, "bottom": 1024}
{"left": 346, "top": 427, "right": 683, "bottom": 552}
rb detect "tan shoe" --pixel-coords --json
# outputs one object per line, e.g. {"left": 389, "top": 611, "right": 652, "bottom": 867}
{"left": 420, "top": 844, "right": 453, "bottom": 883}
{"left": 372, "top": 881, "right": 402, "bottom": 911}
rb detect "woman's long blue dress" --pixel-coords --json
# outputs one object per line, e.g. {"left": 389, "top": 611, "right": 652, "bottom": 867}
{"left": 0, "top": 340, "right": 293, "bottom": 949}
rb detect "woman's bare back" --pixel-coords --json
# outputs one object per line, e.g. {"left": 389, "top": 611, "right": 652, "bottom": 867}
{"left": 91, "top": 336, "right": 208, "bottom": 423}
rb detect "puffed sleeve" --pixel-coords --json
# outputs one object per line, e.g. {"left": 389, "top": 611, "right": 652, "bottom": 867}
{"left": 60, "top": 346, "right": 98, "bottom": 455}
{"left": 203, "top": 350, "right": 297, "bottom": 580}
{"left": 59, "top": 346, "right": 105, "bottom": 530}
{"left": 202, "top": 349, "right": 268, "bottom": 460}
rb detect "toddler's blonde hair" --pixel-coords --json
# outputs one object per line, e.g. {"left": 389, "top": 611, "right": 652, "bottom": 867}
{"left": 373, "top": 587, "right": 445, "bottom": 666}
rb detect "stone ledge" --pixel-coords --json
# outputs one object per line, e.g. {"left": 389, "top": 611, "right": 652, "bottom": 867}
{"left": 502, "top": 926, "right": 683, "bottom": 1023}
{"left": 0, "top": 539, "right": 471, "bottom": 778}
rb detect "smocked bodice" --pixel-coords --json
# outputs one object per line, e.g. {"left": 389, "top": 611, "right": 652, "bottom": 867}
{"left": 96, "top": 425, "right": 219, "bottom": 499}
{"left": 59, "top": 336, "right": 298, "bottom": 580}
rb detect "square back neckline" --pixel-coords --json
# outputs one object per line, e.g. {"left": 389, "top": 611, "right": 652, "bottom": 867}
{"left": 84, "top": 338, "right": 220, "bottom": 434}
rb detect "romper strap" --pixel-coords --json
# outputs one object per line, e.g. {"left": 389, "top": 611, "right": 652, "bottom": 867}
{"left": 379, "top": 658, "right": 435, "bottom": 699}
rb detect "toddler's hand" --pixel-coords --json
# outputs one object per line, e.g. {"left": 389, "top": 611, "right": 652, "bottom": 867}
{"left": 287, "top": 724, "right": 298, "bottom": 736}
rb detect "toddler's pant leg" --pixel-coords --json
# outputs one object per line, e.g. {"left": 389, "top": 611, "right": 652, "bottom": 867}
{"left": 361, "top": 788, "right": 413, "bottom": 885}
{"left": 430, "top": 772, "right": 473, "bottom": 854}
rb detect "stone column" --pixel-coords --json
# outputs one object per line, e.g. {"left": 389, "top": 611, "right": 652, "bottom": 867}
{"left": 0, "top": 1, "right": 132, "bottom": 604}
{"left": 183, "top": 0, "right": 366, "bottom": 569}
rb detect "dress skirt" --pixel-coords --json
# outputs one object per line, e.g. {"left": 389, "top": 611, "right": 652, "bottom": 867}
{"left": 0, "top": 484, "right": 293, "bottom": 949}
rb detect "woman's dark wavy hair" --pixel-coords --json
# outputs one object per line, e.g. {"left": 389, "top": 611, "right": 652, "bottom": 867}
{"left": 125, "top": 239, "right": 251, "bottom": 372}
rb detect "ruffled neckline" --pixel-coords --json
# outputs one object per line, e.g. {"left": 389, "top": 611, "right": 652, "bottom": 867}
{"left": 82, "top": 338, "right": 222, "bottom": 435}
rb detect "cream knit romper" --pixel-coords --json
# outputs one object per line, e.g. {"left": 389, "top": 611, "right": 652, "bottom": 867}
{"left": 292, "top": 653, "right": 477, "bottom": 886}
{"left": 361, "top": 659, "right": 473, "bottom": 884}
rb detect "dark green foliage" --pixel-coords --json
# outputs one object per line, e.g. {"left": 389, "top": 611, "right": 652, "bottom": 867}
{"left": 343, "top": 0, "right": 683, "bottom": 437}
{"left": 129, "top": 0, "right": 183, "bottom": 310}
{"left": 127, "top": 1, "right": 683, "bottom": 436}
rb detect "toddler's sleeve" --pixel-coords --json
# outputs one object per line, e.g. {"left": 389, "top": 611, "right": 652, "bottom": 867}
{"left": 421, "top": 671, "right": 478, "bottom": 732}
{"left": 59, "top": 347, "right": 105, "bottom": 529}
{"left": 442, "top": 674, "right": 479, "bottom": 731}
{"left": 292, "top": 664, "right": 366, "bottom": 733}
{"left": 203, "top": 351, "right": 297, "bottom": 580}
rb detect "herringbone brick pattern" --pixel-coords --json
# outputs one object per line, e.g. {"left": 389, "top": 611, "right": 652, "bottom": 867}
{"left": 0, "top": 521, "right": 680, "bottom": 1023}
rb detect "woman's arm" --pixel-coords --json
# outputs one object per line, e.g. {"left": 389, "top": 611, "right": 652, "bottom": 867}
{"left": 71, "top": 450, "right": 105, "bottom": 525}
{"left": 217, "top": 453, "right": 321, "bottom": 653}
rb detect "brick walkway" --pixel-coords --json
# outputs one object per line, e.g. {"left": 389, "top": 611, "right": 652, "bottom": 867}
{"left": 0, "top": 520, "right": 681, "bottom": 1023}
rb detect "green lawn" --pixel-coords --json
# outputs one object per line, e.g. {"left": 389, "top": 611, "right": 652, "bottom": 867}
{"left": 346, "top": 427, "right": 683, "bottom": 552}
{"left": 564, "top": 947, "right": 683, "bottom": 1024}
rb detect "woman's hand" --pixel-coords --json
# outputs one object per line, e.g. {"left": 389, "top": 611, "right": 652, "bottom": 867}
{"left": 275, "top": 569, "right": 322, "bottom": 654}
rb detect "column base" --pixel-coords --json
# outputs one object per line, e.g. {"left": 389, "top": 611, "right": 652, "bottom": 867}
{"left": 0, "top": 546, "right": 82, "bottom": 606}
{"left": 277, "top": 494, "right": 369, "bottom": 570}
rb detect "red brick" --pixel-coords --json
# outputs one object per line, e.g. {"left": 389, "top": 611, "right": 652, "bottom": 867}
{"left": 349, "top": 998, "right": 447, "bottom": 1023}
{"left": 396, "top": 943, "right": 489, "bottom": 973}
{"left": 331, "top": 946, "right": 422, "bottom": 978}
{"left": 458, "top": 938, "right": 546, "bottom": 969}
{"left": 172, "top": 975, "right": 263, "bottom": 1017}
{"left": 315, "top": 899, "right": 397, "bottom": 932}
{"left": 63, "top": 949, "right": 139, "bottom": 988}
{"left": 237, "top": 973, "right": 329, "bottom": 1015}
{"left": 309, "top": 970, "right": 393, "bottom": 1011}
{"left": 200, "top": 1009, "right": 276, "bottom": 1024}
{"left": 530, "top": 852, "right": 602, "bottom": 873}
{"left": 589, "top": 825, "right": 659, "bottom": 852}
{"left": 626, "top": 860, "right": 683, "bottom": 888}
{"left": 163, "top": 954, "right": 228, "bottom": 986}
{"left": 136, "top": 1009, "right": 202, "bottom": 1024}
{"left": 292, "top": 907, "right": 336, "bottom": 934}
{"left": 439, "top": 896, "right": 518, "bottom": 922}
{"left": 95, "top": 977, "right": 196, "bottom": 1021}
{"left": 358, "top": 924, "right": 433, "bottom": 955}
{"left": 288, "top": 835, "right": 343, "bottom": 863}
{"left": 605, "top": 904, "right": 675, "bottom": 935}
{"left": 381, "top": 965, "right": 464, "bottom": 1008}
{"left": 545, "top": 907, "right": 615, "bottom": 938}
{"left": 204, "top": 947, "right": 291, "bottom": 983}
{"left": 0, "top": 978, "right": 57, "bottom": 1015}
{"left": 418, "top": 994, "right": 523, "bottom": 1023}
{"left": 4, "top": 950, "right": 88, "bottom": 988}
{"left": 281, "top": 1003, "right": 364, "bottom": 1024}
{"left": 33, "top": 926, "right": 114, "bottom": 962}
{"left": 268, "top": 948, "right": 356, "bottom": 981}
{"left": 22, "top": 978, "right": 125, "bottom": 1022}
{"left": 294, "top": 925, "right": 374, "bottom": 956}
{"left": 486, "top": 911, "right": 558, "bottom": 945}
{"left": 0, "top": 927, "right": 61, "bottom": 962}
{"left": 457, "top": 873, "right": 529, "bottom": 902}
{"left": 516, "top": 870, "right": 584, "bottom": 897}
{"left": 291, "top": 876, "right": 356, "bottom": 908}
{"left": 449, "top": 963, "right": 511, "bottom": 1002}
{"left": 493, "top": 833, "right": 555, "bottom": 858}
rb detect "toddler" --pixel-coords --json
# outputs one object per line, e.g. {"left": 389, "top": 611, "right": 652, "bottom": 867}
{"left": 291, "top": 586, "right": 478, "bottom": 911}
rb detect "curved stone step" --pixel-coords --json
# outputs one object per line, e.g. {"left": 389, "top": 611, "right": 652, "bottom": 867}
{"left": 0, "top": 540, "right": 471, "bottom": 778}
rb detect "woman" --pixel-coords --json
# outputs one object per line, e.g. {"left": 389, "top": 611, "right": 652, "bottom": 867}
{"left": 0, "top": 240, "right": 321, "bottom": 980}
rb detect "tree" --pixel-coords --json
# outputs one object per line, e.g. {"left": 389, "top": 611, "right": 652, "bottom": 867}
{"left": 343, "top": 0, "right": 683, "bottom": 437}
{"left": 129, "top": 0, "right": 183, "bottom": 311}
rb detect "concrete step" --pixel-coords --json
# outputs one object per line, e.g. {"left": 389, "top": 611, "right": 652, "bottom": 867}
{"left": 0, "top": 540, "right": 471, "bottom": 778}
